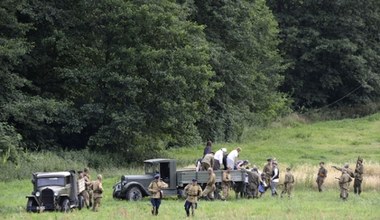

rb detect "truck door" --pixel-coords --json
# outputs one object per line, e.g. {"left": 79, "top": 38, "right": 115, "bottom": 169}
{"left": 160, "top": 162, "right": 170, "bottom": 184}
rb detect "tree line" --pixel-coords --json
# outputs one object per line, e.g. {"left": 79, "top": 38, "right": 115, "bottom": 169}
{"left": 1, "top": 0, "right": 380, "bottom": 165}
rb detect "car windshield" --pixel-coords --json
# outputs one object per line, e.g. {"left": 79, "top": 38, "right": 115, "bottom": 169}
{"left": 37, "top": 177, "right": 65, "bottom": 187}
{"left": 145, "top": 162, "right": 159, "bottom": 174}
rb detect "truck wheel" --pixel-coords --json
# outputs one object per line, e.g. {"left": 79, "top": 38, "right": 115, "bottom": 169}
{"left": 78, "top": 195, "right": 85, "bottom": 210}
{"left": 126, "top": 186, "right": 142, "bottom": 201}
{"left": 60, "top": 198, "right": 70, "bottom": 212}
{"left": 26, "top": 198, "right": 36, "bottom": 212}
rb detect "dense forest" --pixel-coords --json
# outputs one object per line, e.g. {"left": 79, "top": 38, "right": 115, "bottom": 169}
{"left": 1, "top": 0, "right": 380, "bottom": 166}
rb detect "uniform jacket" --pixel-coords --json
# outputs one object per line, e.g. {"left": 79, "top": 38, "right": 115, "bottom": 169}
{"left": 317, "top": 167, "right": 327, "bottom": 179}
{"left": 354, "top": 163, "right": 364, "bottom": 180}
{"left": 339, "top": 173, "right": 352, "bottom": 190}
{"left": 148, "top": 180, "right": 169, "bottom": 199}
{"left": 202, "top": 154, "right": 215, "bottom": 168}
{"left": 185, "top": 184, "right": 202, "bottom": 203}
{"left": 92, "top": 180, "right": 103, "bottom": 198}
{"left": 284, "top": 172, "right": 295, "bottom": 185}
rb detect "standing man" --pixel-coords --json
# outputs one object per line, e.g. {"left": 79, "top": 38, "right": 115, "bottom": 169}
{"left": 354, "top": 157, "right": 364, "bottom": 195}
{"left": 201, "top": 168, "right": 216, "bottom": 200}
{"left": 83, "top": 167, "right": 93, "bottom": 208}
{"left": 221, "top": 167, "right": 232, "bottom": 200}
{"left": 203, "top": 140, "right": 212, "bottom": 157}
{"left": 227, "top": 147, "right": 241, "bottom": 170}
{"left": 214, "top": 148, "right": 227, "bottom": 170}
{"left": 247, "top": 167, "right": 261, "bottom": 199}
{"left": 148, "top": 173, "right": 169, "bottom": 216}
{"left": 263, "top": 158, "right": 273, "bottom": 191}
{"left": 316, "top": 162, "right": 328, "bottom": 192}
{"left": 92, "top": 174, "right": 103, "bottom": 212}
{"left": 184, "top": 179, "right": 202, "bottom": 217}
{"left": 281, "top": 167, "right": 295, "bottom": 198}
{"left": 270, "top": 160, "right": 280, "bottom": 196}
{"left": 201, "top": 152, "right": 215, "bottom": 171}
{"left": 338, "top": 169, "right": 352, "bottom": 200}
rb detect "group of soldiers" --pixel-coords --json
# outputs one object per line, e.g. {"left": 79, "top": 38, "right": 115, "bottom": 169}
{"left": 317, "top": 156, "right": 364, "bottom": 200}
{"left": 78, "top": 168, "right": 104, "bottom": 212}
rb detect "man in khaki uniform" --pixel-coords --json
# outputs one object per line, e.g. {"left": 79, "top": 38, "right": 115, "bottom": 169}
{"left": 184, "top": 179, "right": 202, "bottom": 217}
{"left": 148, "top": 173, "right": 168, "bottom": 216}
{"left": 354, "top": 157, "right": 364, "bottom": 195}
{"left": 83, "top": 167, "right": 93, "bottom": 208}
{"left": 92, "top": 174, "right": 103, "bottom": 212}
{"left": 201, "top": 168, "right": 216, "bottom": 200}
{"left": 201, "top": 152, "right": 215, "bottom": 171}
{"left": 263, "top": 158, "right": 272, "bottom": 190}
{"left": 316, "top": 161, "right": 327, "bottom": 192}
{"left": 281, "top": 167, "right": 295, "bottom": 198}
{"left": 338, "top": 169, "right": 352, "bottom": 200}
{"left": 221, "top": 167, "right": 232, "bottom": 200}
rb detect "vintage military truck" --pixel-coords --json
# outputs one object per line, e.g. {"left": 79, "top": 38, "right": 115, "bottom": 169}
{"left": 112, "top": 158, "right": 246, "bottom": 201}
{"left": 26, "top": 170, "right": 85, "bottom": 212}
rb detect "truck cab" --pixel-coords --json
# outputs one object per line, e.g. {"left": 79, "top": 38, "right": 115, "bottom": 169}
{"left": 113, "top": 158, "right": 177, "bottom": 201}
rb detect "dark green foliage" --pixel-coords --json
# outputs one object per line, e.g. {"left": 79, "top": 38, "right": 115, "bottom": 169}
{"left": 189, "top": 0, "right": 289, "bottom": 142}
{"left": 267, "top": 0, "right": 380, "bottom": 108}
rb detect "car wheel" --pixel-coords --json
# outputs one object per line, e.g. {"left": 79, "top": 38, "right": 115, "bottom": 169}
{"left": 78, "top": 195, "right": 85, "bottom": 210}
{"left": 26, "top": 198, "right": 36, "bottom": 212}
{"left": 126, "top": 186, "right": 142, "bottom": 201}
{"left": 60, "top": 198, "right": 70, "bottom": 212}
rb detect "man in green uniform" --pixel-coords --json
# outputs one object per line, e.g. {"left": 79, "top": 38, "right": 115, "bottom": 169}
{"left": 148, "top": 173, "right": 168, "bottom": 216}
{"left": 263, "top": 158, "right": 272, "bottom": 191}
{"left": 83, "top": 167, "right": 93, "bottom": 208}
{"left": 338, "top": 168, "right": 352, "bottom": 200}
{"left": 247, "top": 167, "right": 260, "bottom": 199}
{"left": 201, "top": 168, "right": 216, "bottom": 200}
{"left": 184, "top": 179, "right": 202, "bottom": 217}
{"left": 92, "top": 174, "right": 103, "bottom": 212}
{"left": 221, "top": 167, "right": 232, "bottom": 200}
{"left": 316, "top": 162, "right": 327, "bottom": 192}
{"left": 281, "top": 167, "right": 295, "bottom": 198}
{"left": 201, "top": 152, "right": 215, "bottom": 171}
{"left": 354, "top": 157, "right": 364, "bottom": 195}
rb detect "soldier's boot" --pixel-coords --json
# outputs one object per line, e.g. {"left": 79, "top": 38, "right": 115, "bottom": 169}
{"left": 155, "top": 208, "right": 159, "bottom": 216}
{"left": 151, "top": 207, "right": 156, "bottom": 215}
{"left": 186, "top": 209, "right": 190, "bottom": 217}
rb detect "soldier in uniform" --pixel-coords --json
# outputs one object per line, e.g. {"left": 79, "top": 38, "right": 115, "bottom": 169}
{"left": 263, "top": 158, "right": 273, "bottom": 191}
{"left": 281, "top": 167, "right": 295, "bottom": 198}
{"left": 83, "top": 167, "right": 93, "bottom": 208}
{"left": 354, "top": 157, "right": 364, "bottom": 195}
{"left": 221, "top": 167, "right": 232, "bottom": 200}
{"left": 201, "top": 168, "right": 216, "bottom": 200}
{"left": 338, "top": 169, "right": 352, "bottom": 200}
{"left": 316, "top": 162, "right": 327, "bottom": 192}
{"left": 92, "top": 174, "right": 103, "bottom": 212}
{"left": 332, "top": 163, "right": 354, "bottom": 178}
{"left": 184, "top": 179, "right": 202, "bottom": 217}
{"left": 201, "top": 152, "right": 215, "bottom": 171}
{"left": 148, "top": 173, "right": 168, "bottom": 216}
{"left": 247, "top": 167, "right": 261, "bottom": 199}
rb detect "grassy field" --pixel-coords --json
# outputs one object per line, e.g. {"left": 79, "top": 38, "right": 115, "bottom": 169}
{"left": 1, "top": 113, "right": 380, "bottom": 219}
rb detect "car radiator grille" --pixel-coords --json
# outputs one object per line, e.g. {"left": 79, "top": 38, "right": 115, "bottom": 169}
{"left": 41, "top": 188, "right": 55, "bottom": 210}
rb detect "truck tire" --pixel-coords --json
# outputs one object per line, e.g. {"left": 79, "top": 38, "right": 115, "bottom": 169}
{"left": 126, "top": 186, "right": 142, "bottom": 201}
{"left": 60, "top": 198, "right": 70, "bottom": 212}
{"left": 78, "top": 195, "right": 85, "bottom": 210}
{"left": 26, "top": 198, "right": 36, "bottom": 212}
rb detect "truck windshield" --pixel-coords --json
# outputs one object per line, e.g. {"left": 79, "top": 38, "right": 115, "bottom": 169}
{"left": 145, "top": 162, "right": 159, "bottom": 174}
{"left": 37, "top": 177, "right": 65, "bottom": 187}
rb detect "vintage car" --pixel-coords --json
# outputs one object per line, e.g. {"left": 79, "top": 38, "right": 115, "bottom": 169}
{"left": 26, "top": 170, "right": 85, "bottom": 212}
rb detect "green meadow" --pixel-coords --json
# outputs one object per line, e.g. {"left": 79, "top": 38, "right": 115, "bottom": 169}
{"left": 1, "top": 113, "right": 380, "bottom": 219}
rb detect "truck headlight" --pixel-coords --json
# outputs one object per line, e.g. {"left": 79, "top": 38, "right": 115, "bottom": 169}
{"left": 54, "top": 192, "right": 58, "bottom": 196}
{"left": 35, "top": 191, "right": 40, "bottom": 197}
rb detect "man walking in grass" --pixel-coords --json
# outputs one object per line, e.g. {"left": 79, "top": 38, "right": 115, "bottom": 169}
{"left": 281, "top": 167, "right": 295, "bottom": 198}
{"left": 316, "top": 162, "right": 327, "bottom": 192}
{"left": 184, "top": 179, "right": 202, "bottom": 217}
{"left": 148, "top": 173, "right": 168, "bottom": 216}
{"left": 354, "top": 157, "right": 364, "bottom": 195}
{"left": 338, "top": 169, "right": 352, "bottom": 200}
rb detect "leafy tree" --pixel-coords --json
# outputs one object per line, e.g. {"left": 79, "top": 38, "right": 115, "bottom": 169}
{"left": 267, "top": 0, "right": 380, "bottom": 108}
{"left": 187, "top": 0, "right": 289, "bottom": 142}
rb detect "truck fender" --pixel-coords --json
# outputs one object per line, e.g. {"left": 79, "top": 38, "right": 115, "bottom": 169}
{"left": 26, "top": 195, "right": 41, "bottom": 206}
{"left": 123, "top": 182, "right": 149, "bottom": 197}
